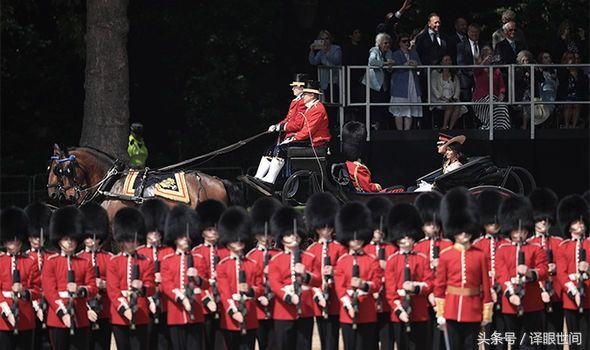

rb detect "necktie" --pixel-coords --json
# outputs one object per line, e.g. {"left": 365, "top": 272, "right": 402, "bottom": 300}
{"left": 510, "top": 41, "right": 516, "bottom": 53}
{"left": 473, "top": 42, "right": 479, "bottom": 57}
{"left": 432, "top": 33, "right": 440, "bottom": 47}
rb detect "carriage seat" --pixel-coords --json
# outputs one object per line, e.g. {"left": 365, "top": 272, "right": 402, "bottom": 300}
{"left": 286, "top": 145, "right": 328, "bottom": 173}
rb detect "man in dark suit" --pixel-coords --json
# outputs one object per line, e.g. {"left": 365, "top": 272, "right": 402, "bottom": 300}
{"left": 415, "top": 13, "right": 448, "bottom": 66}
{"left": 457, "top": 24, "right": 486, "bottom": 101}
{"left": 494, "top": 21, "right": 527, "bottom": 64}
{"left": 447, "top": 17, "right": 468, "bottom": 63}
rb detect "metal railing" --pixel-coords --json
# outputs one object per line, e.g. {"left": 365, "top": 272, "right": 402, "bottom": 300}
{"left": 317, "top": 63, "right": 590, "bottom": 140}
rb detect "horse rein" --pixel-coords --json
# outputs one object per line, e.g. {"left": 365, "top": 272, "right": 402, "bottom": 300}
{"left": 47, "top": 155, "right": 87, "bottom": 202}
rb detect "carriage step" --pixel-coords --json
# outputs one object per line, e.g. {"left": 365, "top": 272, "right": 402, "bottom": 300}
{"left": 237, "top": 175, "right": 274, "bottom": 197}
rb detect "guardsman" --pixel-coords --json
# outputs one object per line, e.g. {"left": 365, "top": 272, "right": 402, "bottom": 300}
{"left": 334, "top": 201, "right": 383, "bottom": 350}
{"left": 217, "top": 206, "right": 263, "bottom": 350}
{"left": 43, "top": 206, "right": 97, "bottom": 349}
{"left": 363, "top": 196, "right": 396, "bottom": 350}
{"left": 0, "top": 207, "right": 41, "bottom": 349}
{"left": 385, "top": 203, "right": 433, "bottom": 350}
{"left": 160, "top": 204, "right": 209, "bottom": 350}
{"left": 24, "top": 201, "right": 52, "bottom": 350}
{"left": 268, "top": 206, "right": 320, "bottom": 350}
{"left": 435, "top": 188, "right": 493, "bottom": 350}
{"left": 192, "top": 199, "right": 229, "bottom": 350}
{"left": 137, "top": 198, "right": 173, "bottom": 349}
{"left": 412, "top": 191, "right": 452, "bottom": 350}
{"left": 305, "top": 193, "right": 346, "bottom": 350}
{"left": 556, "top": 195, "right": 590, "bottom": 349}
{"left": 78, "top": 202, "right": 113, "bottom": 350}
{"left": 473, "top": 190, "right": 508, "bottom": 350}
{"left": 496, "top": 195, "right": 548, "bottom": 350}
{"left": 528, "top": 188, "right": 563, "bottom": 350}
{"left": 245, "top": 197, "right": 282, "bottom": 350}
{"left": 107, "top": 207, "right": 155, "bottom": 350}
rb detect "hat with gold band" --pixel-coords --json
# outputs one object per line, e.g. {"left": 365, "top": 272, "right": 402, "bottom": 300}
{"left": 302, "top": 80, "right": 323, "bottom": 95}
{"left": 290, "top": 73, "right": 310, "bottom": 87}
{"left": 437, "top": 133, "right": 466, "bottom": 152}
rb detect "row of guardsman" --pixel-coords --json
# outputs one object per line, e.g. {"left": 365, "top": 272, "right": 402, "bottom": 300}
{"left": 0, "top": 187, "right": 589, "bottom": 350}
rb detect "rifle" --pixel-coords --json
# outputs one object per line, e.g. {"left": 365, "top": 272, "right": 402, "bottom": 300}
{"left": 577, "top": 248, "right": 586, "bottom": 314}
{"left": 322, "top": 255, "right": 332, "bottom": 318}
{"left": 293, "top": 249, "right": 302, "bottom": 318}
{"left": 514, "top": 247, "right": 526, "bottom": 317}
{"left": 237, "top": 269, "right": 248, "bottom": 335}
{"left": 129, "top": 264, "right": 140, "bottom": 330}
{"left": 375, "top": 246, "right": 385, "bottom": 313}
{"left": 11, "top": 269, "right": 20, "bottom": 335}
{"left": 211, "top": 255, "right": 221, "bottom": 319}
{"left": 67, "top": 269, "right": 77, "bottom": 335}
{"left": 544, "top": 249, "right": 555, "bottom": 313}
{"left": 351, "top": 256, "right": 359, "bottom": 330}
{"left": 152, "top": 260, "right": 162, "bottom": 324}
{"left": 262, "top": 250, "right": 273, "bottom": 319}
{"left": 88, "top": 263, "right": 103, "bottom": 330}
{"left": 185, "top": 254, "right": 197, "bottom": 321}
{"left": 402, "top": 254, "right": 412, "bottom": 333}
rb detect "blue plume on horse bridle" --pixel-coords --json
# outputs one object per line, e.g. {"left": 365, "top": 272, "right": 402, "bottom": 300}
{"left": 50, "top": 155, "right": 77, "bottom": 163}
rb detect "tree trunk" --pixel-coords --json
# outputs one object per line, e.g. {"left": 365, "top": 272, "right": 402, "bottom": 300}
{"left": 80, "top": 0, "right": 130, "bottom": 161}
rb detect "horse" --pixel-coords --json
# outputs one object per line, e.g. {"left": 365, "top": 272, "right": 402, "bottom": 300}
{"left": 47, "top": 144, "right": 242, "bottom": 220}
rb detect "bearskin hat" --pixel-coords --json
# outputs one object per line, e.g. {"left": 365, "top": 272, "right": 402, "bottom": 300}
{"left": 440, "top": 187, "right": 481, "bottom": 239}
{"left": 49, "top": 205, "right": 85, "bottom": 243}
{"left": 305, "top": 192, "right": 340, "bottom": 232}
{"left": 79, "top": 202, "right": 109, "bottom": 242}
{"left": 366, "top": 196, "right": 393, "bottom": 232}
{"left": 196, "top": 200, "right": 226, "bottom": 230}
{"left": 498, "top": 195, "right": 534, "bottom": 235}
{"left": 557, "top": 194, "right": 589, "bottom": 233}
{"left": 1, "top": 207, "right": 29, "bottom": 243}
{"left": 24, "top": 201, "right": 51, "bottom": 239}
{"left": 477, "top": 190, "right": 504, "bottom": 226}
{"left": 219, "top": 206, "right": 253, "bottom": 247}
{"left": 335, "top": 201, "right": 372, "bottom": 246}
{"left": 250, "top": 197, "right": 282, "bottom": 235}
{"left": 164, "top": 204, "right": 200, "bottom": 245}
{"left": 112, "top": 207, "right": 146, "bottom": 243}
{"left": 342, "top": 121, "right": 366, "bottom": 161}
{"left": 387, "top": 203, "right": 423, "bottom": 243}
{"left": 414, "top": 192, "right": 442, "bottom": 226}
{"left": 529, "top": 188, "right": 558, "bottom": 224}
{"left": 271, "top": 206, "right": 306, "bottom": 246}
{"left": 139, "top": 198, "right": 170, "bottom": 235}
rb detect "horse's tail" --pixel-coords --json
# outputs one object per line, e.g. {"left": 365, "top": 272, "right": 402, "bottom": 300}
{"left": 221, "top": 179, "right": 244, "bottom": 206}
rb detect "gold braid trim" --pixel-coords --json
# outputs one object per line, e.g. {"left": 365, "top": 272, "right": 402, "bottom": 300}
{"left": 482, "top": 302, "right": 494, "bottom": 322}
{"left": 435, "top": 297, "right": 446, "bottom": 318}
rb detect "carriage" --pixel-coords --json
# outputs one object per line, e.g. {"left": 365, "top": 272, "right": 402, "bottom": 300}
{"left": 258, "top": 146, "right": 536, "bottom": 206}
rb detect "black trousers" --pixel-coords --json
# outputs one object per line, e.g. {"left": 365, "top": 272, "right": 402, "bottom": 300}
{"left": 222, "top": 329, "right": 256, "bottom": 350}
{"left": 112, "top": 324, "right": 148, "bottom": 350}
{"left": 315, "top": 315, "right": 340, "bottom": 350}
{"left": 48, "top": 327, "right": 90, "bottom": 350}
{"left": 482, "top": 306, "right": 505, "bottom": 350}
{"left": 564, "top": 308, "right": 590, "bottom": 350}
{"left": 427, "top": 307, "right": 443, "bottom": 350}
{"left": 393, "top": 321, "right": 428, "bottom": 350}
{"left": 376, "top": 312, "right": 393, "bottom": 350}
{"left": 147, "top": 312, "right": 170, "bottom": 350}
{"left": 168, "top": 323, "right": 203, "bottom": 350}
{"left": 0, "top": 329, "right": 34, "bottom": 350}
{"left": 89, "top": 318, "right": 112, "bottom": 350}
{"left": 256, "top": 319, "right": 274, "bottom": 350}
{"left": 32, "top": 319, "right": 49, "bottom": 350}
{"left": 502, "top": 311, "right": 544, "bottom": 350}
{"left": 445, "top": 320, "right": 480, "bottom": 350}
{"left": 204, "top": 314, "right": 224, "bottom": 350}
{"left": 341, "top": 323, "right": 377, "bottom": 350}
{"left": 274, "top": 318, "right": 314, "bottom": 350}
{"left": 544, "top": 302, "right": 564, "bottom": 350}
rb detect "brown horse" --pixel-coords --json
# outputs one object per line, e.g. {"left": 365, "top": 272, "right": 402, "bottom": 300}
{"left": 47, "top": 144, "right": 241, "bottom": 220}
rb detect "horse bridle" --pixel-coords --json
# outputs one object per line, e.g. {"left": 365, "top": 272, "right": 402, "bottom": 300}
{"left": 47, "top": 155, "right": 87, "bottom": 202}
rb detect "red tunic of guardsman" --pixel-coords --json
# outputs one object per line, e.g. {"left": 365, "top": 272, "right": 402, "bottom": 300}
{"left": 307, "top": 240, "right": 347, "bottom": 317}
{"left": 557, "top": 238, "right": 590, "bottom": 310}
{"left": 77, "top": 248, "right": 112, "bottom": 320}
{"left": 278, "top": 96, "right": 306, "bottom": 140}
{"left": 414, "top": 237, "right": 453, "bottom": 270}
{"left": 246, "top": 245, "right": 280, "bottom": 320}
{"left": 527, "top": 234, "right": 563, "bottom": 301}
{"left": 192, "top": 243, "right": 230, "bottom": 314}
{"left": 294, "top": 94, "right": 331, "bottom": 147}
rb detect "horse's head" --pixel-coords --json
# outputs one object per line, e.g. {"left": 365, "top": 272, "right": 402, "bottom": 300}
{"left": 47, "top": 144, "right": 87, "bottom": 204}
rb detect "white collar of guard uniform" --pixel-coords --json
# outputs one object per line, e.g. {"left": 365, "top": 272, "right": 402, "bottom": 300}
{"left": 305, "top": 99, "right": 319, "bottom": 109}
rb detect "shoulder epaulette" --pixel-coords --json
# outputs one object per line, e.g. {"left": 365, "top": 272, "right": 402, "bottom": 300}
{"left": 497, "top": 243, "right": 512, "bottom": 249}
{"left": 245, "top": 248, "right": 256, "bottom": 258}
{"left": 440, "top": 245, "right": 454, "bottom": 255}
{"left": 302, "top": 251, "right": 315, "bottom": 259}
{"left": 337, "top": 253, "right": 351, "bottom": 263}
{"left": 552, "top": 236, "right": 564, "bottom": 241}
{"left": 110, "top": 253, "right": 124, "bottom": 261}
{"left": 416, "top": 252, "right": 428, "bottom": 259}
{"left": 136, "top": 244, "right": 147, "bottom": 249}
{"left": 47, "top": 254, "right": 60, "bottom": 261}
{"left": 365, "top": 252, "right": 377, "bottom": 260}
{"left": 270, "top": 252, "right": 285, "bottom": 262}
{"left": 559, "top": 239, "right": 571, "bottom": 246}
{"left": 307, "top": 242, "right": 319, "bottom": 250}
{"left": 162, "top": 253, "right": 175, "bottom": 261}
{"left": 218, "top": 256, "right": 231, "bottom": 265}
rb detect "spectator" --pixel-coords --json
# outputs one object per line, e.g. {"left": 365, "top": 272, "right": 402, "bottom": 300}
{"left": 457, "top": 24, "right": 486, "bottom": 102}
{"left": 309, "top": 30, "right": 342, "bottom": 102}
{"left": 362, "top": 33, "right": 395, "bottom": 129}
{"left": 343, "top": 27, "right": 370, "bottom": 108}
{"left": 128, "top": 122, "right": 148, "bottom": 168}
{"left": 557, "top": 51, "right": 589, "bottom": 128}
{"left": 415, "top": 13, "right": 449, "bottom": 66}
{"left": 491, "top": 9, "right": 527, "bottom": 49}
{"left": 447, "top": 17, "right": 468, "bottom": 63}
{"left": 514, "top": 50, "right": 538, "bottom": 129}
{"left": 494, "top": 21, "right": 527, "bottom": 65}
{"left": 389, "top": 34, "right": 423, "bottom": 130}
{"left": 472, "top": 46, "right": 511, "bottom": 130}
{"left": 430, "top": 54, "right": 467, "bottom": 130}
{"left": 551, "top": 21, "right": 582, "bottom": 64}
{"left": 375, "top": 0, "right": 412, "bottom": 50}
{"left": 536, "top": 51, "right": 559, "bottom": 120}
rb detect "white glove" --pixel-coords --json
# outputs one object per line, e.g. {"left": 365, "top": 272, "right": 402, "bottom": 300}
{"left": 280, "top": 137, "right": 294, "bottom": 145}
{"left": 437, "top": 316, "right": 446, "bottom": 326}
{"left": 268, "top": 124, "right": 278, "bottom": 132}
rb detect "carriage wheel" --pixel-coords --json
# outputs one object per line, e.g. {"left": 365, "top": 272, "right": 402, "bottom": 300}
{"left": 469, "top": 185, "right": 515, "bottom": 198}
{"left": 509, "top": 166, "right": 536, "bottom": 195}
{"left": 281, "top": 170, "right": 316, "bottom": 206}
